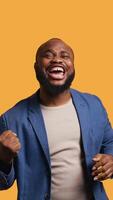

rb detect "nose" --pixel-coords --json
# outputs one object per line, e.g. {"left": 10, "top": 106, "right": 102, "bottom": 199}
{"left": 50, "top": 56, "right": 63, "bottom": 64}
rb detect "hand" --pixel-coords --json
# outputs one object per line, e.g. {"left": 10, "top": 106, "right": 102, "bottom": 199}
{"left": 92, "top": 153, "right": 113, "bottom": 181}
{"left": 0, "top": 130, "right": 21, "bottom": 165}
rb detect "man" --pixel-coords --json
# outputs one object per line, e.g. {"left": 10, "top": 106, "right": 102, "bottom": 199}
{"left": 0, "top": 38, "right": 113, "bottom": 200}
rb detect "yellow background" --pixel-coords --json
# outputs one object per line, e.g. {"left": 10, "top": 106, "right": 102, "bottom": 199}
{"left": 0, "top": 0, "right": 113, "bottom": 199}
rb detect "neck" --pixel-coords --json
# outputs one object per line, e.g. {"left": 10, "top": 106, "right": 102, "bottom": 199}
{"left": 39, "top": 87, "right": 71, "bottom": 106}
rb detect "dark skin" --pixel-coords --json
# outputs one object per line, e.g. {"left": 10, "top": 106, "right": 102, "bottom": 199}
{"left": 35, "top": 38, "right": 75, "bottom": 106}
{"left": 0, "top": 130, "right": 21, "bottom": 166}
{"left": 0, "top": 38, "right": 113, "bottom": 181}
{"left": 92, "top": 154, "right": 113, "bottom": 181}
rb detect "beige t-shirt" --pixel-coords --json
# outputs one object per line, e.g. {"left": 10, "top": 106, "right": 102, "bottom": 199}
{"left": 41, "top": 98, "right": 90, "bottom": 200}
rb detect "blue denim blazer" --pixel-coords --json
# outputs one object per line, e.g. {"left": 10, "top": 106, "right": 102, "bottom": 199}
{"left": 0, "top": 89, "right": 112, "bottom": 200}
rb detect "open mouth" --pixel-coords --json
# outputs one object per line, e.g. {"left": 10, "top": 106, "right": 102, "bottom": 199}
{"left": 47, "top": 66, "right": 66, "bottom": 80}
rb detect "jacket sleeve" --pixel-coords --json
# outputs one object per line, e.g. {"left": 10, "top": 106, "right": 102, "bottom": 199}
{"left": 102, "top": 111, "right": 113, "bottom": 155}
{"left": 95, "top": 96, "right": 113, "bottom": 155}
{"left": 0, "top": 115, "right": 15, "bottom": 190}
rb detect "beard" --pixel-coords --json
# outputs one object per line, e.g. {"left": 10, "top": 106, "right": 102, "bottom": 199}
{"left": 35, "top": 66, "right": 75, "bottom": 97}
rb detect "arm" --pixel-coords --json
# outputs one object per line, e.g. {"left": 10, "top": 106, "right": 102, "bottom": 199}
{"left": 0, "top": 115, "right": 21, "bottom": 189}
{"left": 0, "top": 161, "right": 15, "bottom": 190}
{"left": 91, "top": 98, "right": 113, "bottom": 181}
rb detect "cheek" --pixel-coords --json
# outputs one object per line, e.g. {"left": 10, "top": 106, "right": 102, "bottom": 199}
{"left": 38, "top": 58, "right": 49, "bottom": 69}
{"left": 67, "top": 62, "right": 74, "bottom": 71}
{"left": 39, "top": 60, "right": 47, "bottom": 69}
{"left": 66, "top": 60, "right": 74, "bottom": 67}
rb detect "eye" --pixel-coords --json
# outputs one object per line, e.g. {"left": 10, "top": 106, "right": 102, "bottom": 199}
{"left": 61, "top": 54, "right": 70, "bottom": 59}
{"left": 43, "top": 52, "right": 53, "bottom": 59}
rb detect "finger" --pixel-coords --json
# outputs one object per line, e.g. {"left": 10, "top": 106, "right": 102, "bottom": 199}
{"left": 92, "top": 157, "right": 108, "bottom": 170}
{"left": 93, "top": 154, "right": 103, "bottom": 162}
{"left": 92, "top": 160, "right": 113, "bottom": 177}
{"left": 92, "top": 166, "right": 105, "bottom": 176}
{"left": 94, "top": 172, "right": 104, "bottom": 181}
{"left": 93, "top": 170, "right": 108, "bottom": 181}
{"left": 3, "top": 137, "right": 20, "bottom": 148}
{"left": 13, "top": 143, "right": 21, "bottom": 152}
{"left": 8, "top": 139, "right": 21, "bottom": 148}
{"left": 92, "top": 161, "right": 103, "bottom": 171}
{"left": 99, "top": 172, "right": 113, "bottom": 181}
{"left": 94, "top": 168, "right": 113, "bottom": 181}
{"left": 1, "top": 130, "right": 16, "bottom": 137}
{"left": 0, "top": 131, "right": 17, "bottom": 143}
{"left": 95, "top": 174, "right": 108, "bottom": 181}
{"left": 103, "top": 168, "right": 113, "bottom": 178}
{"left": 106, "top": 172, "right": 113, "bottom": 179}
{"left": 5, "top": 131, "right": 17, "bottom": 138}
{"left": 0, "top": 131, "right": 11, "bottom": 141}
{"left": 98, "top": 161, "right": 113, "bottom": 171}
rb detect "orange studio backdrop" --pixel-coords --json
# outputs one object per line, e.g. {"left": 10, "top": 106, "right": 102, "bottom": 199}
{"left": 0, "top": 0, "right": 113, "bottom": 199}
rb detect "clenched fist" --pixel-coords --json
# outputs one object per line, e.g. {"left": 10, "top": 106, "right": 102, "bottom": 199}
{"left": 0, "top": 130, "right": 21, "bottom": 165}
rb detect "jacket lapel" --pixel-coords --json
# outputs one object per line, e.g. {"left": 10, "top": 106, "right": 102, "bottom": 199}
{"left": 28, "top": 91, "right": 51, "bottom": 169}
{"left": 70, "top": 89, "right": 92, "bottom": 159}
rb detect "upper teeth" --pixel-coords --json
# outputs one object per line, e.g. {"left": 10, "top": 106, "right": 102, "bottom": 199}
{"left": 49, "top": 67, "right": 64, "bottom": 72}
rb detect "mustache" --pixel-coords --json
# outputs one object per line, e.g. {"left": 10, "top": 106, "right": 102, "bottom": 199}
{"left": 35, "top": 66, "right": 75, "bottom": 96}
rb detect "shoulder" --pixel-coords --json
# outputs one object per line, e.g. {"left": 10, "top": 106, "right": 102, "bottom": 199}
{"left": 71, "top": 88, "right": 102, "bottom": 102}
{"left": 1, "top": 92, "right": 37, "bottom": 119}
{"left": 70, "top": 88, "right": 106, "bottom": 113}
{"left": 70, "top": 88, "right": 108, "bottom": 126}
{"left": 0, "top": 92, "right": 38, "bottom": 132}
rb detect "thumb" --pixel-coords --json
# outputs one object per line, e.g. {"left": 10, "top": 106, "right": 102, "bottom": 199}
{"left": 92, "top": 154, "right": 102, "bottom": 162}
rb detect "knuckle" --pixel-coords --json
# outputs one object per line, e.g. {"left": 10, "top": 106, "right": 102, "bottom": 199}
{"left": 2, "top": 140, "right": 7, "bottom": 146}
{"left": 106, "top": 172, "right": 112, "bottom": 179}
{"left": 104, "top": 171, "right": 108, "bottom": 176}
{"left": 16, "top": 138, "right": 20, "bottom": 143}
{"left": 107, "top": 174, "right": 111, "bottom": 178}
{"left": 101, "top": 160, "right": 105, "bottom": 165}
{"left": 102, "top": 166, "right": 106, "bottom": 172}
{"left": 3, "top": 130, "right": 12, "bottom": 135}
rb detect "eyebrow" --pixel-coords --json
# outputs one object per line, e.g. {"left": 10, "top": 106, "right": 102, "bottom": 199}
{"left": 43, "top": 49, "right": 53, "bottom": 53}
{"left": 42, "top": 49, "right": 70, "bottom": 55}
{"left": 60, "top": 51, "right": 70, "bottom": 54}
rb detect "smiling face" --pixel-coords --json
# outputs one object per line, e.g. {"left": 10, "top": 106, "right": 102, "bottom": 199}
{"left": 34, "top": 38, "right": 75, "bottom": 96}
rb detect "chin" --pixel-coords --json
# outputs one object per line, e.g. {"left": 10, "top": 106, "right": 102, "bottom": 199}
{"left": 36, "top": 67, "right": 75, "bottom": 96}
{"left": 49, "top": 79, "right": 66, "bottom": 86}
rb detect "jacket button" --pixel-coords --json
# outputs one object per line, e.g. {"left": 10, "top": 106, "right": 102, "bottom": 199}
{"left": 44, "top": 193, "right": 49, "bottom": 200}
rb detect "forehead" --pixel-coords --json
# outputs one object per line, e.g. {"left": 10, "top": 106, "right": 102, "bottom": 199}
{"left": 39, "top": 40, "right": 74, "bottom": 55}
{"left": 44, "top": 40, "right": 71, "bottom": 51}
{"left": 36, "top": 39, "right": 74, "bottom": 62}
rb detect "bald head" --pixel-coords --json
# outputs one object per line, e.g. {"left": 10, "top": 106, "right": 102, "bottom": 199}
{"left": 34, "top": 38, "right": 75, "bottom": 96}
{"left": 35, "top": 38, "right": 74, "bottom": 62}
